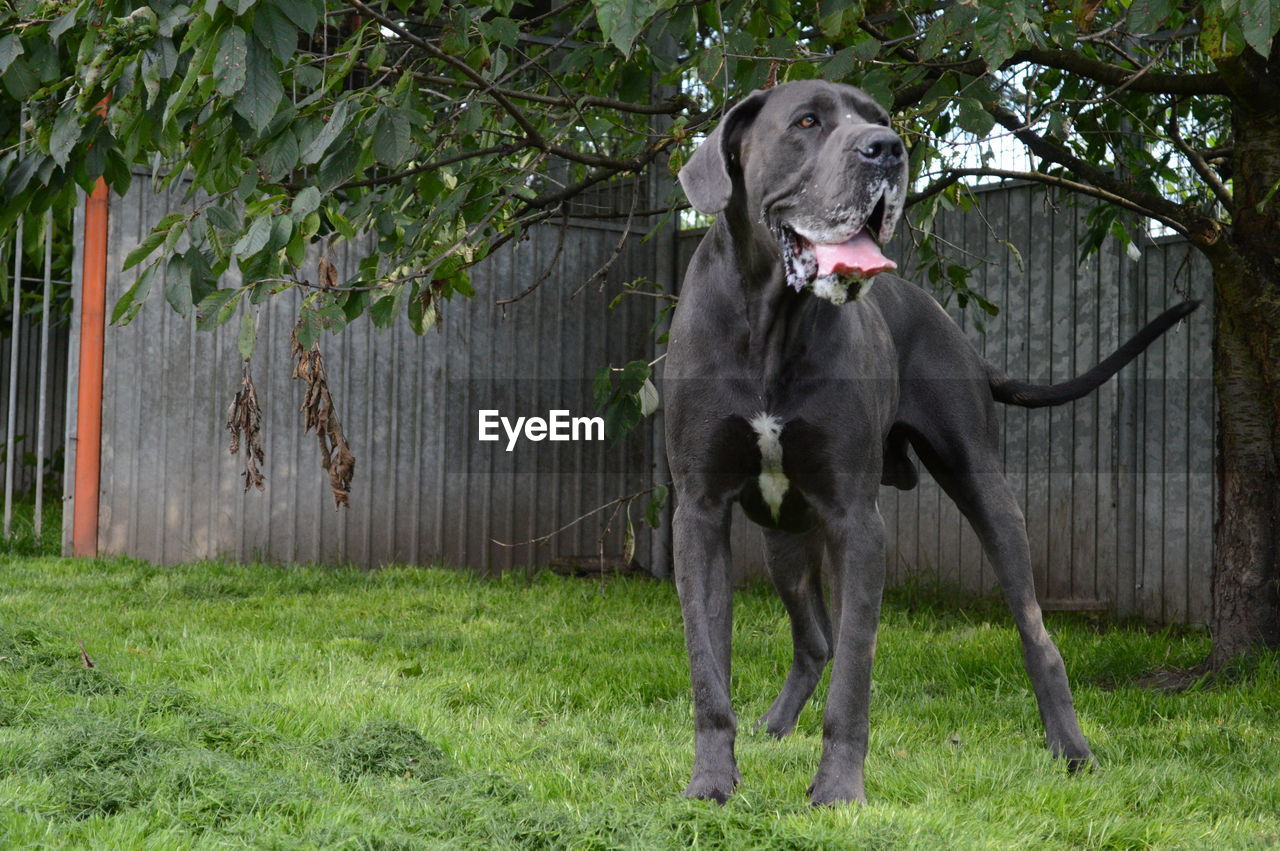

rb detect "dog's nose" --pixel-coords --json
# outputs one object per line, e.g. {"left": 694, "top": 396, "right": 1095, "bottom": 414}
{"left": 856, "top": 130, "right": 904, "bottom": 165}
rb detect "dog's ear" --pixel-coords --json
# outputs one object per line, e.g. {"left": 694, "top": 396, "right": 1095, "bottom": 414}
{"left": 678, "top": 89, "right": 771, "bottom": 215}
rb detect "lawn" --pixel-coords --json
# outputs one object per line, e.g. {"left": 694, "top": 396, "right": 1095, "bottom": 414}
{"left": 1, "top": 543, "right": 1278, "bottom": 847}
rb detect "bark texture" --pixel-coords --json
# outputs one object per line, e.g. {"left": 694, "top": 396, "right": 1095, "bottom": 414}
{"left": 1201, "top": 45, "right": 1280, "bottom": 666}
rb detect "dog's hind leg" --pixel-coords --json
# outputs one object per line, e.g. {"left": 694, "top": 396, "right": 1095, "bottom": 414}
{"left": 914, "top": 434, "right": 1094, "bottom": 769}
{"left": 757, "top": 528, "right": 832, "bottom": 738}
{"left": 672, "top": 497, "right": 741, "bottom": 802}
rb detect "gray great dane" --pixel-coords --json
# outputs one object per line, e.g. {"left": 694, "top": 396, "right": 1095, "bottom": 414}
{"left": 663, "top": 79, "right": 1197, "bottom": 806}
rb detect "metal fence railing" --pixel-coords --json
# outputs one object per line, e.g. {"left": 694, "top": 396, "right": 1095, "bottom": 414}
{"left": 2, "top": 114, "right": 70, "bottom": 543}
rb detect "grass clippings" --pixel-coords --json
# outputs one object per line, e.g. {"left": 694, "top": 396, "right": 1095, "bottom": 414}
{"left": 0, "top": 554, "right": 1276, "bottom": 848}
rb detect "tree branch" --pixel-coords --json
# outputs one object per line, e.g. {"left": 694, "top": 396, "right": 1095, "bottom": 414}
{"left": 413, "top": 72, "right": 697, "bottom": 116}
{"left": 338, "top": 143, "right": 526, "bottom": 190}
{"left": 983, "top": 100, "right": 1193, "bottom": 229}
{"left": 346, "top": 0, "right": 548, "bottom": 148}
{"left": 1166, "top": 110, "right": 1236, "bottom": 214}
{"left": 1014, "top": 47, "right": 1228, "bottom": 96}
{"left": 908, "top": 167, "right": 1189, "bottom": 235}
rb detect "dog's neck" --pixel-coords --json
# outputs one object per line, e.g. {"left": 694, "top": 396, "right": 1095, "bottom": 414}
{"left": 714, "top": 202, "right": 818, "bottom": 388}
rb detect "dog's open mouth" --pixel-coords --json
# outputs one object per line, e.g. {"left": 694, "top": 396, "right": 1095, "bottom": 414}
{"left": 780, "top": 196, "right": 897, "bottom": 305}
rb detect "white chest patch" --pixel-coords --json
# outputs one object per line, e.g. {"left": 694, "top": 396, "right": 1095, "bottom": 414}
{"left": 750, "top": 413, "right": 789, "bottom": 520}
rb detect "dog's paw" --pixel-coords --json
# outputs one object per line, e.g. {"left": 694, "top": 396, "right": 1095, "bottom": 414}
{"left": 1048, "top": 734, "right": 1095, "bottom": 774}
{"left": 754, "top": 710, "right": 797, "bottom": 739}
{"left": 682, "top": 769, "right": 740, "bottom": 804}
{"left": 807, "top": 769, "right": 866, "bottom": 807}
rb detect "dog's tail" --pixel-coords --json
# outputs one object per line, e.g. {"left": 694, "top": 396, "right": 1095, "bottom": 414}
{"left": 989, "top": 300, "right": 1201, "bottom": 409}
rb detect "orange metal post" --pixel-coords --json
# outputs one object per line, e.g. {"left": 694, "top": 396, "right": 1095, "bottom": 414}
{"left": 72, "top": 176, "right": 109, "bottom": 557}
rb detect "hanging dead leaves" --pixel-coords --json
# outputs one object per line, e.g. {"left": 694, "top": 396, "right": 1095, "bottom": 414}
{"left": 291, "top": 324, "right": 355, "bottom": 510}
{"left": 224, "top": 256, "right": 355, "bottom": 509}
{"left": 226, "top": 363, "right": 266, "bottom": 492}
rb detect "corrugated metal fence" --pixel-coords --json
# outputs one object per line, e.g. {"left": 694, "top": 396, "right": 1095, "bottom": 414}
{"left": 64, "top": 174, "right": 669, "bottom": 572}
{"left": 683, "top": 182, "right": 1214, "bottom": 625}
{"left": 65, "top": 176, "right": 1213, "bottom": 624}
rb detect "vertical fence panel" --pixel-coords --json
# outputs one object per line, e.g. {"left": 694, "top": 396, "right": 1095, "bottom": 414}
{"left": 75, "top": 174, "right": 663, "bottom": 573}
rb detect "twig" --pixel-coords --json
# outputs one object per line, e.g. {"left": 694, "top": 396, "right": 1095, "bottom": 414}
{"left": 338, "top": 143, "right": 526, "bottom": 190}
{"left": 1166, "top": 104, "right": 1235, "bottom": 214}
{"left": 495, "top": 207, "right": 570, "bottom": 306}
{"left": 907, "top": 166, "right": 1189, "bottom": 235}
{"left": 568, "top": 178, "right": 641, "bottom": 299}
{"left": 491, "top": 483, "right": 669, "bottom": 548}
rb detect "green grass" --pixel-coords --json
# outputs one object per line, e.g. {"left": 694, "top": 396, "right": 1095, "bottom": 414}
{"left": 0, "top": 498, "right": 61, "bottom": 559}
{"left": 0, "top": 555, "right": 1277, "bottom": 849}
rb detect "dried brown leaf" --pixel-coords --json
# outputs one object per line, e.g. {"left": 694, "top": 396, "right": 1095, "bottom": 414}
{"left": 226, "top": 364, "right": 266, "bottom": 492}
{"left": 318, "top": 254, "right": 338, "bottom": 290}
{"left": 291, "top": 324, "right": 355, "bottom": 509}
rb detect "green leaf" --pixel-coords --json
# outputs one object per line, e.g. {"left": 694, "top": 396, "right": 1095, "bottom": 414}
{"left": 272, "top": 0, "right": 320, "bottom": 35}
{"left": 206, "top": 206, "right": 239, "bottom": 231}
{"left": 819, "top": 0, "right": 856, "bottom": 40}
{"left": 233, "top": 40, "right": 283, "bottom": 133}
{"left": 369, "top": 293, "right": 398, "bottom": 328}
{"left": 644, "top": 485, "right": 667, "bottom": 529}
{"left": 645, "top": 481, "right": 665, "bottom": 527}
{"left": 165, "top": 255, "right": 194, "bottom": 317}
{"left": 253, "top": 1, "right": 298, "bottom": 63}
{"left": 49, "top": 110, "right": 81, "bottom": 169}
{"left": 0, "top": 34, "right": 23, "bottom": 74}
{"left": 325, "top": 202, "right": 356, "bottom": 240}
{"left": 295, "top": 306, "right": 321, "bottom": 349}
{"left": 824, "top": 46, "right": 857, "bottom": 81}
{"left": 123, "top": 225, "right": 173, "bottom": 271}
{"left": 233, "top": 214, "right": 272, "bottom": 255}
{"left": 618, "top": 360, "right": 650, "bottom": 395}
{"left": 622, "top": 511, "right": 635, "bottom": 565}
{"left": 261, "top": 129, "right": 299, "bottom": 181}
{"left": 196, "top": 289, "right": 242, "bottom": 331}
{"left": 955, "top": 98, "right": 995, "bottom": 136}
{"left": 638, "top": 377, "right": 659, "bottom": 416}
{"left": 593, "top": 0, "right": 663, "bottom": 55}
{"left": 372, "top": 108, "right": 411, "bottom": 167}
{"left": 301, "top": 100, "right": 351, "bottom": 165}
{"left": 214, "top": 25, "right": 249, "bottom": 97}
{"left": 2, "top": 56, "right": 39, "bottom": 100}
{"left": 1240, "top": 0, "right": 1276, "bottom": 57}
{"left": 1128, "top": 0, "right": 1174, "bottom": 33}
{"left": 238, "top": 309, "right": 257, "bottom": 360}
{"left": 291, "top": 186, "right": 322, "bottom": 219}
{"left": 111, "top": 264, "right": 157, "bottom": 325}
{"left": 592, "top": 366, "right": 613, "bottom": 407}
{"left": 603, "top": 397, "right": 641, "bottom": 442}
{"left": 267, "top": 214, "right": 293, "bottom": 251}
{"left": 973, "top": 0, "right": 1022, "bottom": 71}
{"left": 49, "top": 9, "right": 79, "bottom": 43}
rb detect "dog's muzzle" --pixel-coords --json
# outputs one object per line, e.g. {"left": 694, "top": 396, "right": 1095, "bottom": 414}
{"left": 778, "top": 188, "right": 900, "bottom": 306}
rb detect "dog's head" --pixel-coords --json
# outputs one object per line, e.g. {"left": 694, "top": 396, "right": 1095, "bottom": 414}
{"left": 679, "top": 80, "right": 907, "bottom": 304}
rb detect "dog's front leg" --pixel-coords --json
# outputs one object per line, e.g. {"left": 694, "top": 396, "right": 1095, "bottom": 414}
{"left": 807, "top": 500, "right": 886, "bottom": 806}
{"left": 672, "top": 497, "right": 740, "bottom": 803}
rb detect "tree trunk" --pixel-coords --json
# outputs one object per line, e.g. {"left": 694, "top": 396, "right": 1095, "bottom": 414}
{"left": 1203, "top": 48, "right": 1280, "bottom": 667}
{"left": 1207, "top": 249, "right": 1280, "bottom": 667}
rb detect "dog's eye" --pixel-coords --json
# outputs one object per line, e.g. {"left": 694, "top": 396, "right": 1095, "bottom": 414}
{"left": 795, "top": 113, "right": 819, "bottom": 129}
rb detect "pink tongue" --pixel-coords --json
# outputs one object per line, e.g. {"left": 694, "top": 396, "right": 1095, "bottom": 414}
{"left": 812, "top": 230, "right": 896, "bottom": 278}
